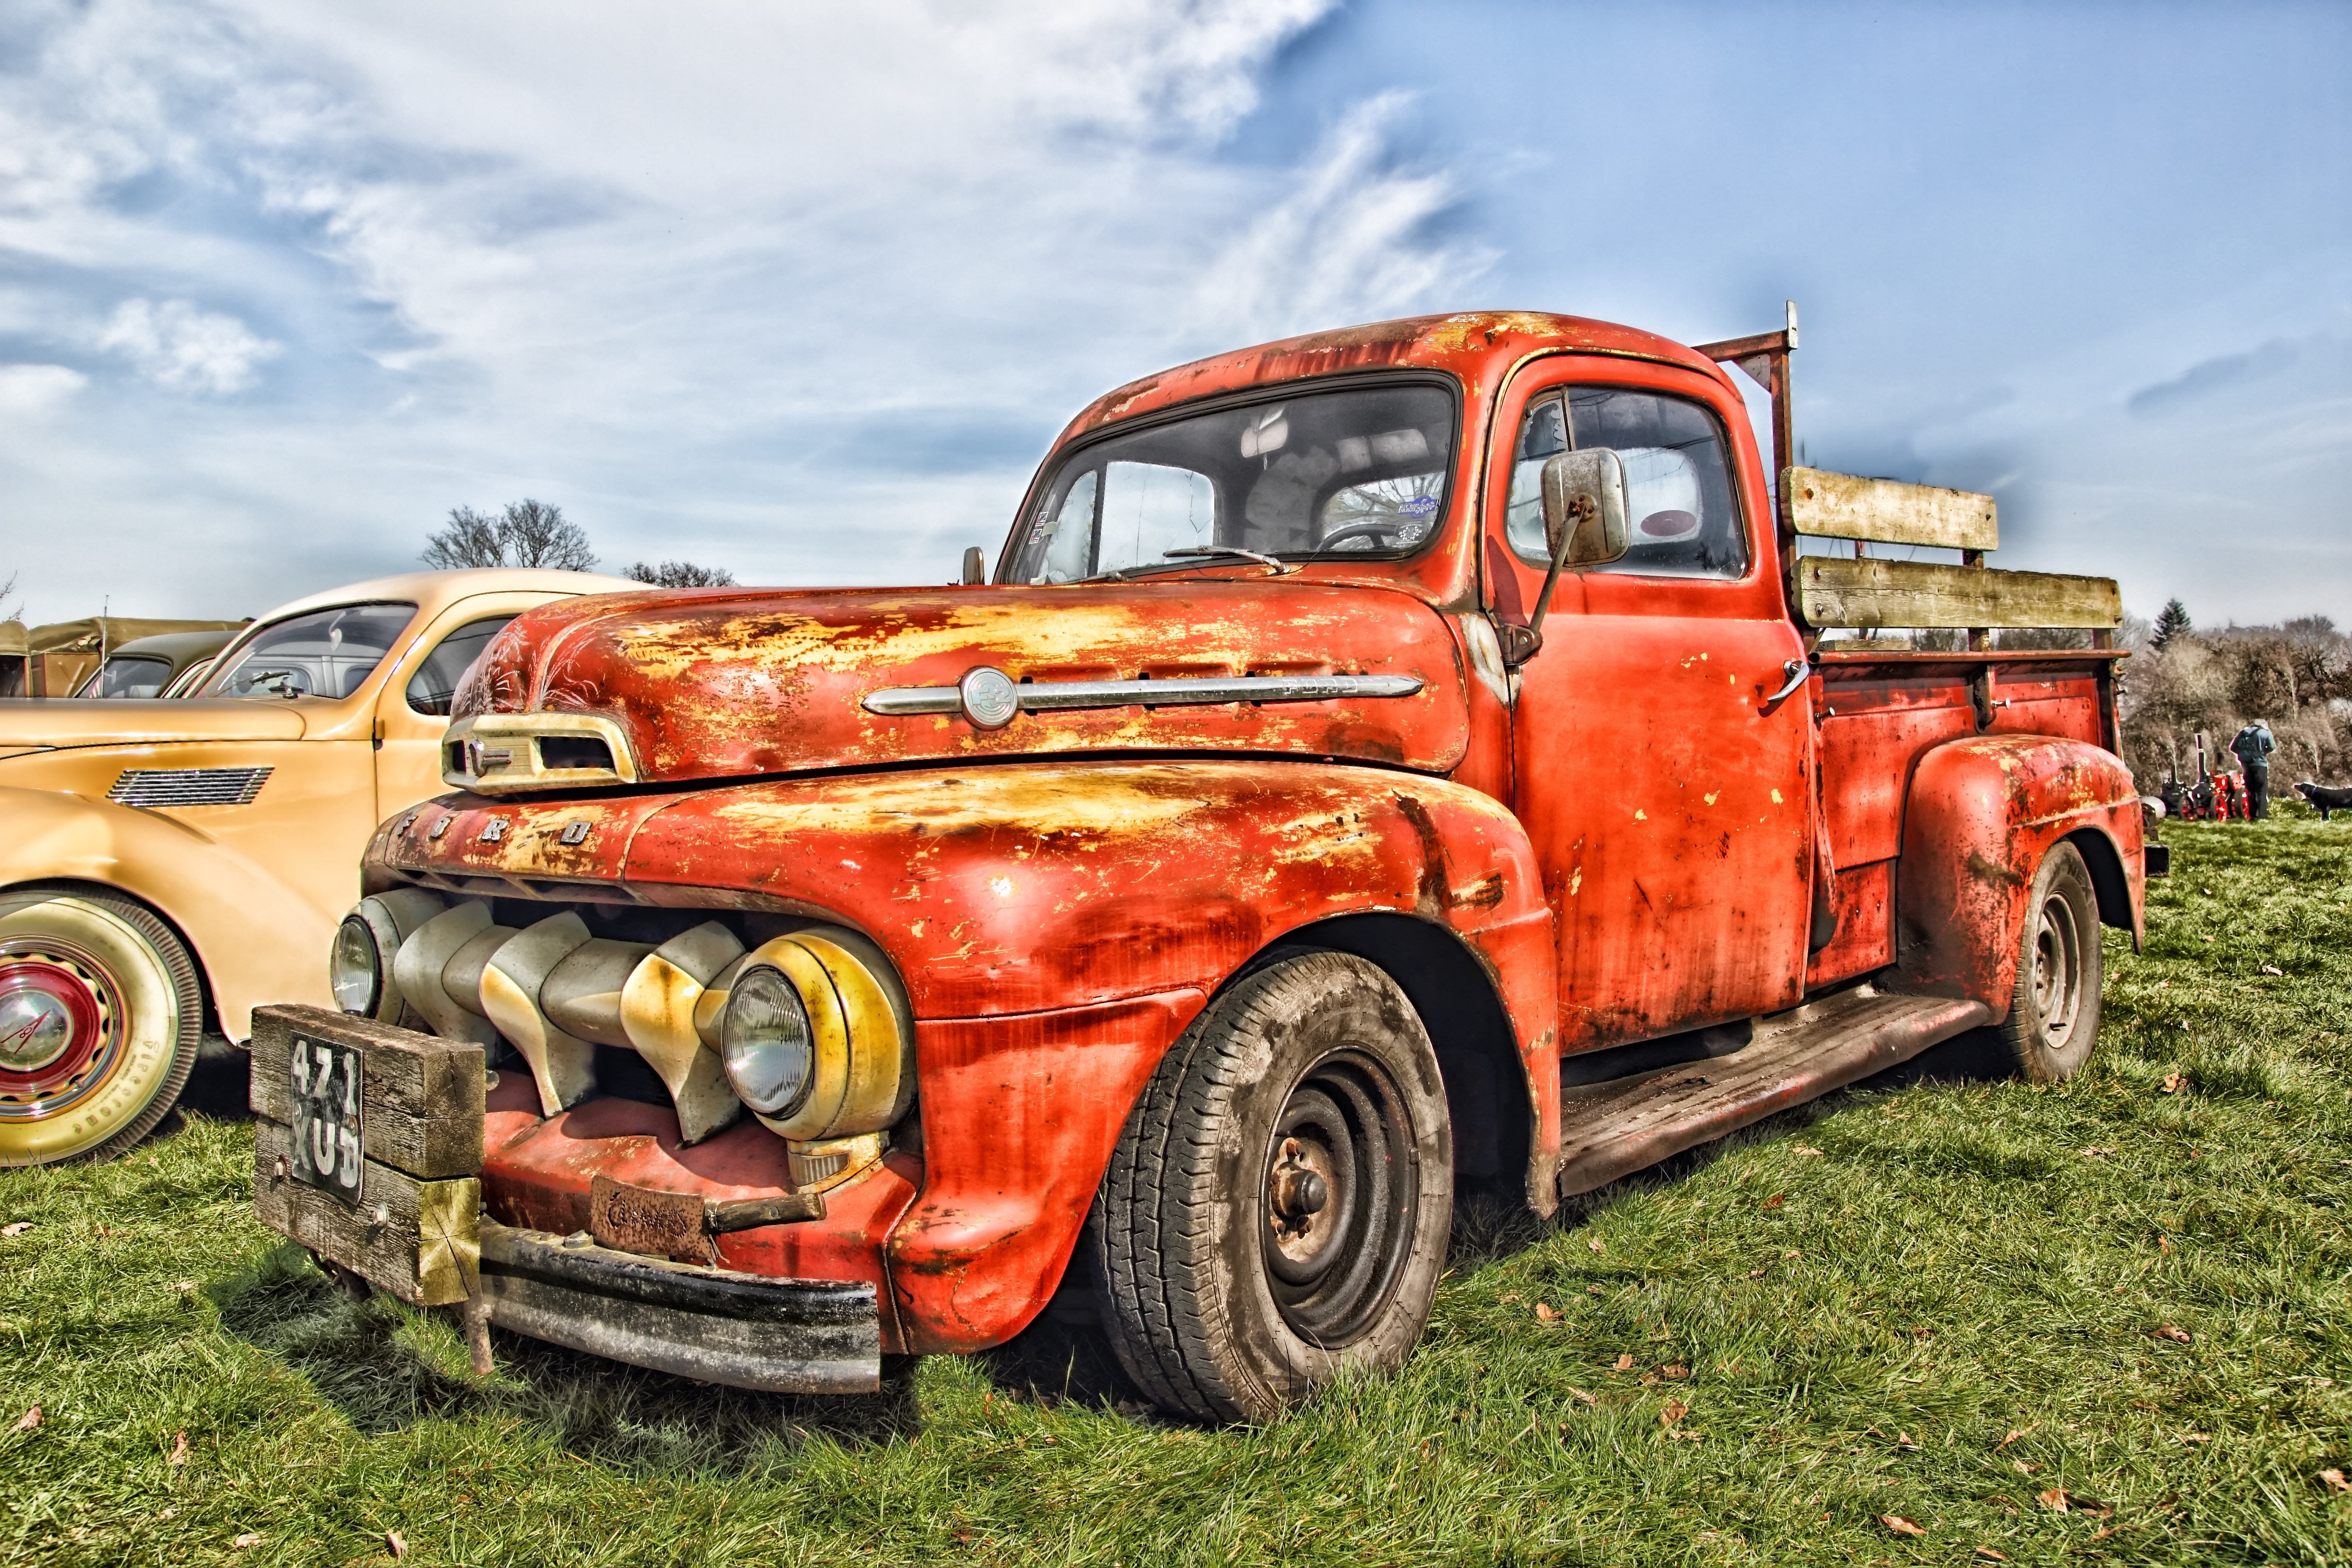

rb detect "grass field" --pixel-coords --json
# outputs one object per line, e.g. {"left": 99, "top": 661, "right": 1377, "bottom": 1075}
{"left": 5, "top": 813, "right": 2350, "bottom": 1566}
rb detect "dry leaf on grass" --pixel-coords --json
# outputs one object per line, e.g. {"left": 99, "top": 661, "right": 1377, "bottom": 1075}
{"left": 1762, "top": 1193, "right": 1785, "bottom": 1210}
{"left": 1565, "top": 1386, "right": 1597, "bottom": 1405}
{"left": 2159, "top": 1235, "right": 2175, "bottom": 1255}
{"left": 167, "top": 1431, "right": 188, "bottom": 1465}
{"left": 0, "top": 1221, "right": 31, "bottom": 1237}
{"left": 1996, "top": 1425, "right": 2037, "bottom": 1449}
{"left": 1587, "top": 1236, "right": 1605, "bottom": 1254}
{"left": 1880, "top": 1514, "right": 1926, "bottom": 1537}
{"left": 13, "top": 1406, "right": 39, "bottom": 1432}
{"left": 1613, "top": 1353, "right": 1635, "bottom": 1372}
{"left": 2151, "top": 1323, "right": 2193, "bottom": 1344}
{"left": 2161, "top": 1071, "right": 2186, "bottom": 1094}
{"left": 2261, "top": 963, "right": 2283, "bottom": 975}
{"left": 1661, "top": 1363, "right": 1688, "bottom": 1380}
{"left": 2319, "top": 1468, "right": 2350, "bottom": 1493}
{"left": 1659, "top": 1399, "right": 1689, "bottom": 1429}
{"left": 1974, "top": 1548, "right": 2009, "bottom": 1562}
{"left": 1896, "top": 1431, "right": 1919, "bottom": 1449}
{"left": 1794, "top": 1145, "right": 1824, "bottom": 1157}
{"left": 2013, "top": 1460, "right": 2038, "bottom": 1474}
{"left": 387, "top": 1530, "right": 407, "bottom": 1558}
{"left": 232, "top": 1534, "right": 262, "bottom": 1549}
{"left": 1534, "top": 1302, "right": 1558, "bottom": 1322}
{"left": 2038, "top": 1487, "right": 2069, "bottom": 1513}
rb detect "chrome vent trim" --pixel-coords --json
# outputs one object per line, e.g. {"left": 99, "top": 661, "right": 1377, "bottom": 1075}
{"left": 107, "top": 766, "right": 274, "bottom": 808}
{"left": 861, "top": 671, "right": 1424, "bottom": 717}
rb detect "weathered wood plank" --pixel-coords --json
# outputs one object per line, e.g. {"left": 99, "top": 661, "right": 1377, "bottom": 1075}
{"left": 249, "top": 1004, "right": 485, "bottom": 1181}
{"left": 1785, "top": 466, "right": 1998, "bottom": 552}
{"left": 1797, "top": 557, "right": 2121, "bottom": 631}
{"left": 254, "top": 1120, "right": 481, "bottom": 1307}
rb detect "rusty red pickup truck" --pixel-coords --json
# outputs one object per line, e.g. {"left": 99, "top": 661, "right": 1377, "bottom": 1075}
{"left": 250, "top": 309, "right": 2151, "bottom": 1422}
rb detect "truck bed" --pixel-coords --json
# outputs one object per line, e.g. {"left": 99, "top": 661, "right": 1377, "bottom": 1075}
{"left": 1808, "top": 647, "right": 2127, "bottom": 988}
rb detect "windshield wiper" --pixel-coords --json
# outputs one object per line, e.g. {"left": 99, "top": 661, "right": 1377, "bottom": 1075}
{"left": 1080, "top": 546, "right": 1298, "bottom": 584}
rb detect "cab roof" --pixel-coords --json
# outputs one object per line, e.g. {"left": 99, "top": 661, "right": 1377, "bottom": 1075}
{"left": 1057, "top": 310, "right": 1725, "bottom": 446}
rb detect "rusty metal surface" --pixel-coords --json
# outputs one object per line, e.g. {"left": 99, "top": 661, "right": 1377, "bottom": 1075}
{"left": 589, "top": 1173, "right": 711, "bottom": 1263}
{"left": 1894, "top": 734, "right": 2144, "bottom": 1012}
{"left": 452, "top": 581, "right": 1471, "bottom": 786}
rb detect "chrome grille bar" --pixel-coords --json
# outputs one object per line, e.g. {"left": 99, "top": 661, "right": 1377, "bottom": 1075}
{"left": 861, "top": 672, "right": 1423, "bottom": 717}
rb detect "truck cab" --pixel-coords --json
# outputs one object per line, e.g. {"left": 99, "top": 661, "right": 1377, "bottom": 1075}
{"left": 255, "top": 313, "right": 2147, "bottom": 1421}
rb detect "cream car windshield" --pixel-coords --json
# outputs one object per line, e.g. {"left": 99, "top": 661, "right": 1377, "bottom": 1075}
{"left": 200, "top": 603, "right": 418, "bottom": 700}
{"left": 1008, "top": 382, "right": 1456, "bottom": 584}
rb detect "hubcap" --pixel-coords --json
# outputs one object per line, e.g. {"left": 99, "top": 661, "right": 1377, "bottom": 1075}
{"left": 1259, "top": 1050, "right": 1418, "bottom": 1347}
{"left": 0, "top": 951, "right": 116, "bottom": 1111}
{"left": 2030, "top": 892, "right": 2082, "bottom": 1050}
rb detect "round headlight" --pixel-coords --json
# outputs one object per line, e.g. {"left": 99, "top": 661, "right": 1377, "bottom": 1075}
{"left": 720, "top": 964, "right": 815, "bottom": 1116}
{"left": 330, "top": 913, "right": 382, "bottom": 1016}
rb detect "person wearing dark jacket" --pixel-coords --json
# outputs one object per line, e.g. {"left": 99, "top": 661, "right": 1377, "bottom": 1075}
{"left": 2230, "top": 720, "right": 2276, "bottom": 819}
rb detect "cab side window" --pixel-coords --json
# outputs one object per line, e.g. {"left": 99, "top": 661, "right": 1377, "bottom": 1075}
{"left": 406, "top": 616, "right": 518, "bottom": 716}
{"left": 1504, "top": 386, "right": 1748, "bottom": 580}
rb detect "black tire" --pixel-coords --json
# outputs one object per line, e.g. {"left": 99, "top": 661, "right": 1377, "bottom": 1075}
{"left": 1998, "top": 843, "right": 2102, "bottom": 1084}
{"left": 0, "top": 886, "right": 204, "bottom": 1166}
{"left": 1090, "top": 951, "right": 1452, "bottom": 1423}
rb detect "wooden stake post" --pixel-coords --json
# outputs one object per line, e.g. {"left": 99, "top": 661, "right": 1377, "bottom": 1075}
{"left": 250, "top": 1004, "right": 486, "bottom": 1308}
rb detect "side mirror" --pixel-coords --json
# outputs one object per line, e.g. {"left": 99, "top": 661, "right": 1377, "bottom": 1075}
{"left": 961, "top": 546, "right": 986, "bottom": 586}
{"left": 1502, "top": 449, "right": 1630, "bottom": 669}
{"left": 1539, "top": 449, "right": 1629, "bottom": 570}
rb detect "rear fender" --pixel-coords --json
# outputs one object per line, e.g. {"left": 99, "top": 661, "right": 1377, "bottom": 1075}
{"left": 0, "top": 786, "right": 336, "bottom": 1037}
{"left": 1893, "top": 735, "right": 2143, "bottom": 1017}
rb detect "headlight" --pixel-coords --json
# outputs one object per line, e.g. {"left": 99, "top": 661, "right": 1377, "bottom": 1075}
{"left": 330, "top": 914, "right": 382, "bottom": 1015}
{"left": 719, "top": 964, "right": 816, "bottom": 1117}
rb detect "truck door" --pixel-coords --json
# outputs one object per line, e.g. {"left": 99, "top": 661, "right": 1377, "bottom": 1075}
{"left": 1488, "top": 357, "right": 1813, "bottom": 1053}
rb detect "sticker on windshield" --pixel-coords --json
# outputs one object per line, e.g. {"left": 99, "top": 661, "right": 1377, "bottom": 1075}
{"left": 1400, "top": 494, "right": 1440, "bottom": 518}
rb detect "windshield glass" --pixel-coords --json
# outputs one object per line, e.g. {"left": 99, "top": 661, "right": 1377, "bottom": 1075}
{"left": 1008, "top": 381, "right": 1456, "bottom": 584}
{"left": 199, "top": 603, "right": 417, "bottom": 700}
{"left": 78, "top": 655, "right": 173, "bottom": 699}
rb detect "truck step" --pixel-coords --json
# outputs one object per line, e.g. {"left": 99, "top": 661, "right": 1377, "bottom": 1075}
{"left": 1554, "top": 986, "right": 1994, "bottom": 1199}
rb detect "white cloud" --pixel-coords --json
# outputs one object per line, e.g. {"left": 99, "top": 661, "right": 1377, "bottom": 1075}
{"left": 0, "top": 364, "right": 88, "bottom": 415}
{"left": 97, "top": 298, "right": 280, "bottom": 394}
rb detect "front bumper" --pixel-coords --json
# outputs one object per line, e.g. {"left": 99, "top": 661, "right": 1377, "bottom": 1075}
{"left": 480, "top": 1220, "right": 880, "bottom": 1392}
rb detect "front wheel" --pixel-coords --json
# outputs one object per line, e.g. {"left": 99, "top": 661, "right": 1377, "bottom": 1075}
{"left": 1090, "top": 951, "right": 1452, "bottom": 1423}
{"left": 1998, "top": 843, "right": 2103, "bottom": 1084}
{"left": 0, "top": 889, "right": 202, "bottom": 1166}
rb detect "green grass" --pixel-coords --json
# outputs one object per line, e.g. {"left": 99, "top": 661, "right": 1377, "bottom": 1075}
{"left": 5, "top": 813, "right": 2351, "bottom": 1566}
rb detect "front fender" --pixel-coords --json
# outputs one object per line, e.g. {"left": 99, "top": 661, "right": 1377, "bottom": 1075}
{"left": 386, "top": 760, "right": 1560, "bottom": 1350}
{"left": 1894, "top": 735, "right": 2143, "bottom": 1017}
{"left": 0, "top": 785, "right": 336, "bottom": 1036}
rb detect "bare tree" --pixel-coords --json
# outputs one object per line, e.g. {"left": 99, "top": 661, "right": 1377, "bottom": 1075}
{"left": 421, "top": 499, "right": 597, "bottom": 572}
{"left": 624, "top": 559, "right": 737, "bottom": 588}
{"left": 0, "top": 572, "right": 21, "bottom": 624}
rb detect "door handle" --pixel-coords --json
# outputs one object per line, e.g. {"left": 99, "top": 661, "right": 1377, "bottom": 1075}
{"left": 1761, "top": 658, "right": 1809, "bottom": 712}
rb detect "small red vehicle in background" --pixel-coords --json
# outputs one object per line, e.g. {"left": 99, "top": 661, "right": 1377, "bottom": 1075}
{"left": 253, "top": 310, "right": 2151, "bottom": 1422}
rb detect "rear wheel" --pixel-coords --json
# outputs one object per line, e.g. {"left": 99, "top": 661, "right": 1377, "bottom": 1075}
{"left": 1091, "top": 952, "right": 1452, "bottom": 1423}
{"left": 1998, "top": 843, "right": 2102, "bottom": 1084}
{"left": 0, "top": 889, "right": 202, "bottom": 1166}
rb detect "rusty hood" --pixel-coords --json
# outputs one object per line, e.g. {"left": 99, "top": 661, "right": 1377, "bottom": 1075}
{"left": 453, "top": 580, "right": 1470, "bottom": 783}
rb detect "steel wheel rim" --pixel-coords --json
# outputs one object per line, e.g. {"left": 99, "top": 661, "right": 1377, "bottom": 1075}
{"left": 1258, "top": 1048, "right": 1419, "bottom": 1347}
{"left": 2030, "top": 892, "right": 2082, "bottom": 1052}
{"left": 0, "top": 937, "right": 124, "bottom": 1119}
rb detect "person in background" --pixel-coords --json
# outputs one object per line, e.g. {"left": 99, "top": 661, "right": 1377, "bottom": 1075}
{"left": 2230, "top": 719, "right": 2276, "bottom": 820}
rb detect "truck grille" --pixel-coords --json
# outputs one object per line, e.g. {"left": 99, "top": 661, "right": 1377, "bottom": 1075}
{"left": 107, "top": 766, "right": 274, "bottom": 808}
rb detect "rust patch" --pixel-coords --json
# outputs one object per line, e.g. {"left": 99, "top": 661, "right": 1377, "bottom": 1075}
{"left": 1965, "top": 849, "right": 2025, "bottom": 889}
{"left": 589, "top": 1174, "right": 710, "bottom": 1264}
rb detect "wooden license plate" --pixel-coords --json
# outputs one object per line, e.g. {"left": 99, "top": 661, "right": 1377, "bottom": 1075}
{"left": 289, "top": 1031, "right": 364, "bottom": 1203}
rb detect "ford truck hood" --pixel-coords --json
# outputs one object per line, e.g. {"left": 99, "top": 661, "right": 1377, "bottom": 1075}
{"left": 0, "top": 697, "right": 309, "bottom": 750}
{"left": 454, "top": 581, "right": 1470, "bottom": 783}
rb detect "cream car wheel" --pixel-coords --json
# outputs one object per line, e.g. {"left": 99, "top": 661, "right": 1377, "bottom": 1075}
{"left": 0, "top": 890, "right": 202, "bottom": 1166}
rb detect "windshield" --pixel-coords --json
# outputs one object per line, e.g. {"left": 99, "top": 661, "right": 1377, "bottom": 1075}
{"left": 199, "top": 603, "right": 417, "bottom": 700}
{"left": 1008, "top": 381, "right": 1456, "bottom": 584}
{"left": 77, "top": 655, "right": 173, "bottom": 699}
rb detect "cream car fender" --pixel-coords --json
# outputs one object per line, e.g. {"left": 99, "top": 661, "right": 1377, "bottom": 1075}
{"left": 0, "top": 784, "right": 337, "bottom": 1035}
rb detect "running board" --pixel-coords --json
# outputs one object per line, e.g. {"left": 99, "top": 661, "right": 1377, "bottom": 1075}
{"left": 1554, "top": 986, "right": 1994, "bottom": 1199}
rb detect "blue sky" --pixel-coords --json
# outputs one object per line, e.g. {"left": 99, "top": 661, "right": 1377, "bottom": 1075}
{"left": 2, "top": 0, "right": 2345, "bottom": 628}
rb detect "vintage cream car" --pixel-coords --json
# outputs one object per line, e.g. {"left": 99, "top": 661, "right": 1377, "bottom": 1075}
{"left": 0, "top": 568, "right": 635, "bottom": 1165}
